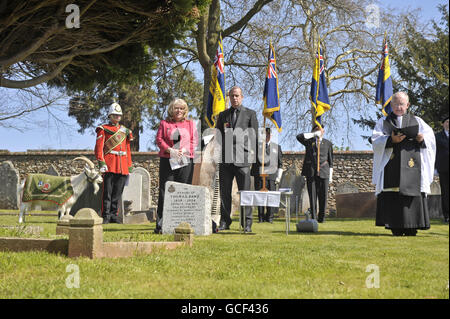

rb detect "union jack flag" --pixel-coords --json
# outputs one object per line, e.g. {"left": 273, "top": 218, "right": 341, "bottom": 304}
{"left": 263, "top": 43, "right": 281, "bottom": 132}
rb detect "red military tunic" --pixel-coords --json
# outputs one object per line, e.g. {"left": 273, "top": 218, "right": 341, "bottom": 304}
{"left": 95, "top": 123, "right": 133, "bottom": 175}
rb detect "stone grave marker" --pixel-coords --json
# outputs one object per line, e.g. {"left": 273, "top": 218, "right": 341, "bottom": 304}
{"left": 278, "top": 166, "right": 307, "bottom": 215}
{"left": 0, "top": 161, "right": 20, "bottom": 210}
{"left": 118, "top": 167, "right": 155, "bottom": 224}
{"left": 428, "top": 180, "right": 442, "bottom": 219}
{"left": 44, "top": 164, "right": 60, "bottom": 176}
{"left": 335, "top": 192, "right": 377, "bottom": 218}
{"left": 162, "top": 181, "right": 211, "bottom": 236}
{"left": 336, "top": 182, "right": 359, "bottom": 194}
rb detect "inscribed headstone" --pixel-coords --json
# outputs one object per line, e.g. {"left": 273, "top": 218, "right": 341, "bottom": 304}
{"left": 162, "top": 181, "right": 211, "bottom": 236}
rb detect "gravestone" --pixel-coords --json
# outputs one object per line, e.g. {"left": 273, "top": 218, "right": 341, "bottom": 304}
{"left": 0, "top": 161, "right": 20, "bottom": 210}
{"left": 428, "top": 180, "right": 442, "bottom": 219}
{"left": 335, "top": 192, "right": 377, "bottom": 218}
{"left": 44, "top": 164, "right": 60, "bottom": 176}
{"left": 336, "top": 182, "right": 359, "bottom": 194}
{"left": 162, "top": 181, "right": 211, "bottom": 236}
{"left": 193, "top": 136, "right": 234, "bottom": 225}
{"left": 278, "top": 166, "right": 307, "bottom": 215}
{"left": 118, "top": 167, "right": 154, "bottom": 224}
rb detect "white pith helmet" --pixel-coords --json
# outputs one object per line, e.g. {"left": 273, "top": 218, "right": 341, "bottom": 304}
{"left": 108, "top": 102, "right": 123, "bottom": 116}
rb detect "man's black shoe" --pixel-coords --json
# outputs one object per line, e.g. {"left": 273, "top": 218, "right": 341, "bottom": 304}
{"left": 244, "top": 227, "right": 252, "bottom": 233}
{"left": 218, "top": 224, "right": 230, "bottom": 231}
{"left": 154, "top": 227, "right": 162, "bottom": 234}
{"left": 102, "top": 218, "right": 110, "bottom": 225}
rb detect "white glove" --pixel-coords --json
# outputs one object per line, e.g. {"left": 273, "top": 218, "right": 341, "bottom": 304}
{"left": 303, "top": 130, "right": 322, "bottom": 139}
{"left": 100, "top": 166, "right": 107, "bottom": 173}
{"left": 275, "top": 168, "right": 283, "bottom": 184}
{"left": 329, "top": 167, "right": 333, "bottom": 184}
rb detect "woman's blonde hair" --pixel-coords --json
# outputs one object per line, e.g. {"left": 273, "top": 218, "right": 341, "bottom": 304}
{"left": 166, "top": 98, "right": 189, "bottom": 122}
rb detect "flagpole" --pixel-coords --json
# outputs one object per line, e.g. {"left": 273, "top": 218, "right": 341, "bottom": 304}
{"left": 260, "top": 117, "right": 268, "bottom": 192}
{"left": 316, "top": 38, "right": 321, "bottom": 174}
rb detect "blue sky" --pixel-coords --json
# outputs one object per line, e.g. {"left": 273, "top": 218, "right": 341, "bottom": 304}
{"left": 0, "top": 0, "right": 446, "bottom": 152}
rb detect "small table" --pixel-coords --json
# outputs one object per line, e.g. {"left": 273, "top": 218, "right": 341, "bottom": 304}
{"left": 238, "top": 190, "right": 294, "bottom": 234}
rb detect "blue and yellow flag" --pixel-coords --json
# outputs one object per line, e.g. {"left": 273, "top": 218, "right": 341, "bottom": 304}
{"left": 205, "top": 37, "right": 226, "bottom": 128}
{"left": 310, "top": 42, "right": 330, "bottom": 128}
{"left": 263, "top": 43, "right": 282, "bottom": 132}
{"left": 375, "top": 36, "right": 393, "bottom": 116}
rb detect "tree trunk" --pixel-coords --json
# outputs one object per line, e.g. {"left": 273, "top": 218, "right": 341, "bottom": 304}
{"left": 118, "top": 88, "right": 141, "bottom": 151}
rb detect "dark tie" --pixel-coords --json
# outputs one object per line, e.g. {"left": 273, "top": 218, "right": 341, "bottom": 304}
{"left": 232, "top": 108, "right": 238, "bottom": 128}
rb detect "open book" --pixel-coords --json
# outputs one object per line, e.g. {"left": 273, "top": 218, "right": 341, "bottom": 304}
{"left": 383, "top": 119, "right": 419, "bottom": 138}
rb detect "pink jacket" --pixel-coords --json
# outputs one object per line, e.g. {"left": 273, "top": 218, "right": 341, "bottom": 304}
{"left": 156, "top": 119, "right": 198, "bottom": 158}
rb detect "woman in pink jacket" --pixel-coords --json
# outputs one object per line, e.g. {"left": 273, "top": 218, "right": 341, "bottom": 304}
{"left": 155, "top": 98, "right": 198, "bottom": 233}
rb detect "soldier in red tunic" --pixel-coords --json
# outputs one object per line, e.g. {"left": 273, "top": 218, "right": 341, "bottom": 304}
{"left": 95, "top": 102, "right": 133, "bottom": 224}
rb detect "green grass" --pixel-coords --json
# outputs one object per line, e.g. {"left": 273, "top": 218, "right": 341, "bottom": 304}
{"left": 0, "top": 213, "right": 448, "bottom": 299}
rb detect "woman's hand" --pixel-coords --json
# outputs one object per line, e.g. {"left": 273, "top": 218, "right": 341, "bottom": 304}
{"left": 168, "top": 147, "right": 183, "bottom": 159}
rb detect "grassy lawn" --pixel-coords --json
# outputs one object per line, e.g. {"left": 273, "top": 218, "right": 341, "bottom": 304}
{"left": 0, "top": 212, "right": 448, "bottom": 299}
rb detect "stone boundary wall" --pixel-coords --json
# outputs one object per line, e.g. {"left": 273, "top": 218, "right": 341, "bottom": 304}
{"left": 0, "top": 150, "right": 375, "bottom": 211}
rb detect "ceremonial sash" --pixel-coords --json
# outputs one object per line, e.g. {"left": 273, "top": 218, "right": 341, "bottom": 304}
{"left": 104, "top": 126, "right": 128, "bottom": 155}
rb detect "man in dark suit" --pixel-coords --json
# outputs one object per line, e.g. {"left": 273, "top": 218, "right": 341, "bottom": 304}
{"left": 435, "top": 116, "right": 449, "bottom": 223}
{"left": 216, "top": 86, "right": 259, "bottom": 232}
{"left": 251, "top": 127, "right": 283, "bottom": 223}
{"left": 296, "top": 125, "right": 333, "bottom": 223}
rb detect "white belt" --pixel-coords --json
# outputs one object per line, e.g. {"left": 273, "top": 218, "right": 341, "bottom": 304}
{"left": 383, "top": 187, "right": 399, "bottom": 192}
{"left": 110, "top": 150, "right": 127, "bottom": 156}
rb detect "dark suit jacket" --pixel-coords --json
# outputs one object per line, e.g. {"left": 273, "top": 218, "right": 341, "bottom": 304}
{"left": 251, "top": 142, "right": 282, "bottom": 180}
{"left": 296, "top": 133, "right": 333, "bottom": 179}
{"left": 435, "top": 130, "right": 449, "bottom": 173}
{"left": 216, "top": 106, "right": 259, "bottom": 167}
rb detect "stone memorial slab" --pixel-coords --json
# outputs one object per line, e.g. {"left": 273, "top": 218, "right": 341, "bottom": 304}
{"left": 44, "top": 164, "right": 60, "bottom": 176}
{"left": 0, "top": 161, "right": 20, "bottom": 210}
{"left": 336, "top": 182, "right": 359, "bottom": 194}
{"left": 278, "top": 166, "right": 307, "bottom": 215}
{"left": 130, "top": 167, "right": 152, "bottom": 210}
{"left": 193, "top": 136, "right": 230, "bottom": 225}
{"left": 118, "top": 167, "right": 153, "bottom": 224}
{"left": 162, "top": 181, "right": 211, "bottom": 236}
{"left": 122, "top": 174, "right": 143, "bottom": 212}
{"left": 336, "top": 192, "right": 376, "bottom": 218}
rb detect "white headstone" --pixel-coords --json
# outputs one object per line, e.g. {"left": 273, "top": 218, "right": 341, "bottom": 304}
{"left": 122, "top": 174, "right": 143, "bottom": 212}
{"left": 162, "top": 181, "right": 211, "bottom": 236}
{"left": 130, "top": 167, "right": 152, "bottom": 209}
{"left": 119, "top": 167, "right": 152, "bottom": 219}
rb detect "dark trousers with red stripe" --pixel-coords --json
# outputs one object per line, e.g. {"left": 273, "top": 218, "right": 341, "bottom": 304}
{"left": 101, "top": 173, "right": 128, "bottom": 222}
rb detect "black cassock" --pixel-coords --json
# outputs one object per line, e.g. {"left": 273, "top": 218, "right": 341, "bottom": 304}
{"left": 375, "top": 113, "right": 430, "bottom": 231}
